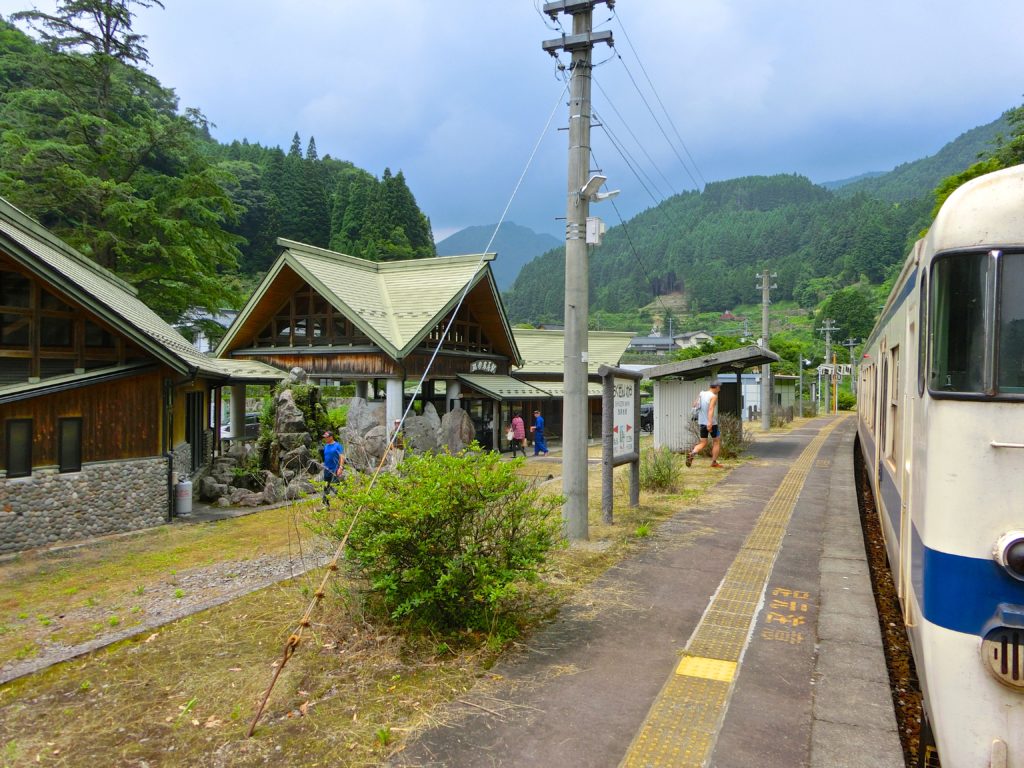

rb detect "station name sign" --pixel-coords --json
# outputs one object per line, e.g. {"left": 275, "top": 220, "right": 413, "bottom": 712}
{"left": 469, "top": 360, "right": 498, "bottom": 374}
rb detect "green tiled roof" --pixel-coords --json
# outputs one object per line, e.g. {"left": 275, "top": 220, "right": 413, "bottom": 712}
{"left": 456, "top": 374, "right": 552, "bottom": 401}
{"left": 220, "top": 240, "right": 510, "bottom": 361}
{"left": 511, "top": 328, "right": 633, "bottom": 376}
{"left": 0, "top": 197, "right": 283, "bottom": 384}
{"left": 522, "top": 380, "right": 605, "bottom": 398}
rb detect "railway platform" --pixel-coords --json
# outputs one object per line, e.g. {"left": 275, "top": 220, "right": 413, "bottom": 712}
{"left": 390, "top": 414, "right": 905, "bottom": 768}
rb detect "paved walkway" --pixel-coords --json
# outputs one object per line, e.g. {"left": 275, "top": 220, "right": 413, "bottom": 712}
{"left": 389, "top": 415, "right": 904, "bottom": 767}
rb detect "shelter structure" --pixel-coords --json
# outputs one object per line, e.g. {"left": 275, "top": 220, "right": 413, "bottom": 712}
{"left": 0, "top": 198, "right": 282, "bottom": 553}
{"left": 643, "top": 345, "right": 780, "bottom": 451}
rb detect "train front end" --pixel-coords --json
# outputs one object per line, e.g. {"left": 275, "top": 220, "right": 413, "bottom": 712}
{"left": 914, "top": 166, "right": 1024, "bottom": 767}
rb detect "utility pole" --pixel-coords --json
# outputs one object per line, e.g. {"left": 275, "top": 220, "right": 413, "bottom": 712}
{"left": 757, "top": 267, "right": 776, "bottom": 430}
{"left": 542, "top": 1, "right": 614, "bottom": 541}
{"left": 840, "top": 337, "right": 859, "bottom": 394}
{"left": 817, "top": 319, "right": 840, "bottom": 414}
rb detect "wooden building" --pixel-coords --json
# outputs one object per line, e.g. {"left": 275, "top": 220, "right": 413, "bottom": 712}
{"left": 215, "top": 240, "right": 525, "bottom": 431}
{"left": 0, "top": 198, "right": 282, "bottom": 553}
{"left": 215, "top": 241, "right": 633, "bottom": 453}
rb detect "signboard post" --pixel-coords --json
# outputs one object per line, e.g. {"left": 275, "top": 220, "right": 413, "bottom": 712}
{"left": 599, "top": 364, "right": 641, "bottom": 524}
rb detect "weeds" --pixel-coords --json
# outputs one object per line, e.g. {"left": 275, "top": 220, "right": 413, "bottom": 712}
{"left": 640, "top": 446, "right": 683, "bottom": 493}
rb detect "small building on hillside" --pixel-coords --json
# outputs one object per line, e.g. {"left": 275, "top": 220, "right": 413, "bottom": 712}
{"left": 0, "top": 198, "right": 283, "bottom": 554}
{"left": 674, "top": 330, "right": 713, "bottom": 349}
{"left": 627, "top": 331, "right": 676, "bottom": 355}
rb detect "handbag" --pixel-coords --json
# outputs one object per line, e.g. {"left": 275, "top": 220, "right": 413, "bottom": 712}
{"left": 506, "top": 428, "right": 515, "bottom": 441}
{"left": 691, "top": 404, "right": 700, "bottom": 422}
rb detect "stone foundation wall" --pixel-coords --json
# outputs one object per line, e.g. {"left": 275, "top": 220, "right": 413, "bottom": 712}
{"left": 0, "top": 456, "right": 168, "bottom": 554}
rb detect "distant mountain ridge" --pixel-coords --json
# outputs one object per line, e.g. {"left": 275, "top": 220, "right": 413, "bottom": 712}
{"left": 829, "top": 112, "right": 1011, "bottom": 201}
{"left": 500, "top": 108, "right": 1017, "bottom": 324}
{"left": 435, "top": 222, "right": 560, "bottom": 291}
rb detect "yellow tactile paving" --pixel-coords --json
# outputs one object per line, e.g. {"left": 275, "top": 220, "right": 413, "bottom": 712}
{"left": 619, "top": 415, "right": 851, "bottom": 768}
{"left": 675, "top": 656, "right": 737, "bottom": 682}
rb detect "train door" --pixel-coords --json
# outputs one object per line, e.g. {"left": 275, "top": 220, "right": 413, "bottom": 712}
{"left": 899, "top": 315, "right": 916, "bottom": 612}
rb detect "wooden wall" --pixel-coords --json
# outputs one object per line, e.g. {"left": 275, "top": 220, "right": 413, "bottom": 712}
{"left": 0, "top": 369, "right": 164, "bottom": 468}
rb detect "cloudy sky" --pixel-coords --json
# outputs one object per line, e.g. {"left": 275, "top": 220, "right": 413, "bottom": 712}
{"left": 3, "top": 1, "right": 1024, "bottom": 242}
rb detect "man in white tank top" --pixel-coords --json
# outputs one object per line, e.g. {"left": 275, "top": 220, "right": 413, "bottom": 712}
{"left": 686, "top": 379, "right": 724, "bottom": 468}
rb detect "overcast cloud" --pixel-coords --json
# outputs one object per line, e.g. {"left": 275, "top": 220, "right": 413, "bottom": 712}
{"left": 3, "top": 1, "right": 1023, "bottom": 241}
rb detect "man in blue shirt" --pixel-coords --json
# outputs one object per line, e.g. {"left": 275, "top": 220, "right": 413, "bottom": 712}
{"left": 321, "top": 430, "right": 345, "bottom": 504}
{"left": 531, "top": 409, "right": 549, "bottom": 456}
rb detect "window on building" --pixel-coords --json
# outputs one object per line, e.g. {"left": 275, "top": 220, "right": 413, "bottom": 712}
{"left": 59, "top": 417, "right": 82, "bottom": 473}
{"left": 5, "top": 419, "right": 32, "bottom": 477}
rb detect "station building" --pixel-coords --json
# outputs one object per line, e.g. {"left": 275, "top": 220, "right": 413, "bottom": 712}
{"left": 0, "top": 198, "right": 282, "bottom": 553}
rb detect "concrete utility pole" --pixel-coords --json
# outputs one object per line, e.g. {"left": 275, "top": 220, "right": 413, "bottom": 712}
{"left": 542, "top": 0, "right": 614, "bottom": 541}
{"left": 817, "top": 319, "right": 840, "bottom": 414}
{"left": 757, "top": 267, "right": 776, "bottom": 430}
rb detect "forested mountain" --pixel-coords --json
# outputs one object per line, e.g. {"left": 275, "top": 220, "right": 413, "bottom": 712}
{"left": 0, "top": 7, "right": 435, "bottom": 321}
{"left": 436, "top": 223, "right": 560, "bottom": 291}
{"left": 832, "top": 112, "right": 1012, "bottom": 202}
{"left": 504, "top": 108, "right": 1021, "bottom": 326}
{"left": 504, "top": 174, "right": 932, "bottom": 324}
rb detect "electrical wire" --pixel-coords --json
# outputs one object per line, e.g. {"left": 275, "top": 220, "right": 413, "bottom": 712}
{"left": 248, "top": 79, "right": 570, "bottom": 736}
{"left": 612, "top": 8, "right": 707, "bottom": 189}
{"left": 593, "top": 77, "right": 677, "bottom": 196}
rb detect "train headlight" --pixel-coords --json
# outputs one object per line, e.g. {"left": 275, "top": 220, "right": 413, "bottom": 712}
{"left": 994, "top": 531, "right": 1024, "bottom": 581}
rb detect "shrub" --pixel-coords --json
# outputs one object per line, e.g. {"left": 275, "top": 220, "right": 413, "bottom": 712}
{"left": 836, "top": 389, "right": 857, "bottom": 410}
{"left": 687, "top": 413, "right": 753, "bottom": 460}
{"left": 640, "top": 446, "right": 683, "bottom": 493}
{"left": 311, "top": 449, "right": 564, "bottom": 633}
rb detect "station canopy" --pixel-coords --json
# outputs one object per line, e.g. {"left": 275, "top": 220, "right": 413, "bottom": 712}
{"left": 643, "top": 345, "right": 780, "bottom": 381}
{"left": 455, "top": 373, "right": 551, "bottom": 402}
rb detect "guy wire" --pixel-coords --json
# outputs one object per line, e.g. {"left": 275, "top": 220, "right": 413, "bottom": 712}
{"left": 248, "top": 79, "right": 569, "bottom": 737}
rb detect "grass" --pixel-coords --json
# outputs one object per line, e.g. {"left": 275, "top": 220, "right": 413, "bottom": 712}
{"left": 0, "top": 437, "right": 741, "bottom": 766}
{"left": 0, "top": 506, "right": 318, "bottom": 665}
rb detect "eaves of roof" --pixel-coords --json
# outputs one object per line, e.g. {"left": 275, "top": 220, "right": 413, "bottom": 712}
{"left": 643, "top": 345, "right": 781, "bottom": 381}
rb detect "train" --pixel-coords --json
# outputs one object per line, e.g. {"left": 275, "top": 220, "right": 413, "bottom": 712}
{"left": 856, "top": 163, "right": 1024, "bottom": 767}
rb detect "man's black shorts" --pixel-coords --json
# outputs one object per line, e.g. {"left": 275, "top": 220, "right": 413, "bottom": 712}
{"left": 699, "top": 424, "right": 720, "bottom": 439}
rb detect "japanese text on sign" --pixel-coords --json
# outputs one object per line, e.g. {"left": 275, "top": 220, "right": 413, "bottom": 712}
{"left": 612, "top": 378, "right": 635, "bottom": 458}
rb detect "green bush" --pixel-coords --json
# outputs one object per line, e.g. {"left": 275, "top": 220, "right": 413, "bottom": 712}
{"left": 640, "top": 446, "right": 683, "bottom": 492}
{"left": 312, "top": 449, "right": 564, "bottom": 633}
{"left": 836, "top": 389, "right": 857, "bottom": 410}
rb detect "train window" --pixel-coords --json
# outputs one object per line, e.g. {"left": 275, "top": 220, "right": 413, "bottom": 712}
{"left": 887, "top": 346, "right": 900, "bottom": 465}
{"left": 929, "top": 253, "right": 988, "bottom": 393}
{"left": 997, "top": 252, "right": 1024, "bottom": 393}
{"left": 918, "top": 272, "right": 927, "bottom": 396}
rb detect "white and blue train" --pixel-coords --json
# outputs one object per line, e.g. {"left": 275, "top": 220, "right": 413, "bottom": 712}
{"left": 857, "top": 163, "right": 1024, "bottom": 767}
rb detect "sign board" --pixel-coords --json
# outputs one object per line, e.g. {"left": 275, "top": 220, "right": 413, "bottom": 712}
{"left": 469, "top": 359, "right": 497, "bottom": 374}
{"left": 612, "top": 377, "right": 636, "bottom": 458}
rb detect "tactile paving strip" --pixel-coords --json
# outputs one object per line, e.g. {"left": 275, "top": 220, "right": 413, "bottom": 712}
{"left": 620, "top": 415, "right": 849, "bottom": 768}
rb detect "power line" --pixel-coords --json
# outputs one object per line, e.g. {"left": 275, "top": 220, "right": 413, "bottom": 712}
{"left": 612, "top": 9, "right": 707, "bottom": 189}
{"left": 593, "top": 108, "right": 666, "bottom": 203}
{"left": 613, "top": 51, "right": 702, "bottom": 192}
{"left": 593, "top": 78, "right": 678, "bottom": 197}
